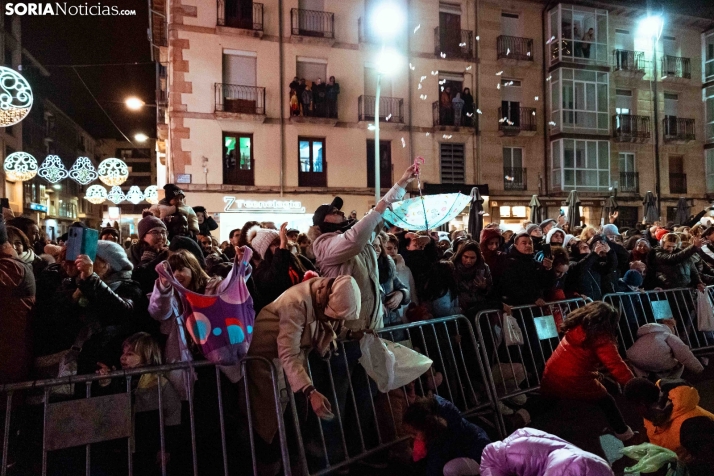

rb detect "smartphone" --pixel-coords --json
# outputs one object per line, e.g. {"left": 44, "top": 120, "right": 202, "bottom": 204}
{"left": 0, "top": 198, "right": 9, "bottom": 210}
{"left": 66, "top": 226, "right": 99, "bottom": 261}
{"left": 542, "top": 244, "right": 552, "bottom": 259}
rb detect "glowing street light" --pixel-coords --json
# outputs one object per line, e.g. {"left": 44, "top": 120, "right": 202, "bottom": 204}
{"left": 125, "top": 97, "right": 145, "bottom": 110}
{"left": 638, "top": 15, "right": 663, "bottom": 41}
{"left": 369, "top": 1, "right": 405, "bottom": 41}
{"left": 135, "top": 133, "right": 149, "bottom": 142}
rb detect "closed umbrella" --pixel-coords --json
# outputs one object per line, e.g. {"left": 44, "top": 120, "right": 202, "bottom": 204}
{"left": 529, "top": 194, "right": 542, "bottom": 224}
{"left": 467, "top": 187, "right": 484, "bottom": 239}
{"left": 674, "top": 197, "right": 690, "bottom": 226}
{"left": 566, "top": 190, "right": 581, "bottom": 230}
{"left": 603, "top": 196, "right": 618, "bottom": 224}
{"left": 643, "top": 191, "right": 659, "bottom": 224}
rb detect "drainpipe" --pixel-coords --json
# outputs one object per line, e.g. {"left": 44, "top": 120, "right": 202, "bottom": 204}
{"left": 474, "top": 0, "right": 481, "bottom": 184}
{"left": 407, "top": 0, "right": 414, "bottom": 178}
{"left": 278, "top": 0, "right": 286, "bottom": 196}
{"left": 542, "top": 3, "right": 554, "bottom": 211}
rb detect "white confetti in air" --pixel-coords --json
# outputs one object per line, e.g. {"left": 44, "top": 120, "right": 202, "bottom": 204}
{"left": 505, "top": 175, "right": 514, "bottom": 182}
{"left": 506, "top": 48, "right": 510, "bottom": 55}
{"left": 441, "top": 86, "right": 445, "bottom": 91}
{"left": 431, "top": 70, "right": 439, "bottom": 75}
{"left": 497, "top": 83, "right": 501, "bottom": 89}
{"left": 426, "top": 132, "right": 430, "bottom": 137}
{"left": 496, "top": 71, "right": 503, "bottom": 76}
{"left": 440, "top": 52, "right": 446, "bottom": 58}
{"left": 546, "top": 36, "right": 555, "bottom": 45}
{"left": 438, "top": 79, "right": 446, "bottom": 85}
{"left": 499, "top": 117, "right": 507, "bottom": 123}
{"left": 420, "top": 75, "right": 427, "bottom": 82}
{"left": 548, "top": 121, "right": 556, "bottom": 126}
{"left": 418, "top": 83, "right": 423, "bottom": 89}
{"left": 459, "top": 42, "right": 466, "bottom": 47}
{"left": 401, "top": 137, "right": 406, "bottom": 148}
{"left": 475, "top": 35, "right": 480, "bottom": 41}
{"left": 414, "top": 24, "right": 421, "bottom": 34}
{"left": 443, "top": 134, "right": 452, "bottom": 139}
{"left": 527, "top": 52, "right": 531, "bottom": 57}
{"left": 409, "top": 63, "right": 416, "bottom": 71}
{"left": 476, "top": 109, "right": 482, "bottom": 114}
{"left": 535, "top": 96, "right": 539, "bottom": 101}
{"left": 507, "top": 120, "right": 513, "bottom": 125}
{"left": 546, "top": 75, "right": 552, "bottom": 81}
{"left": 368, "top": 124, "right": 376, "bottom": 130}
{"left": 386, "top": 114, "right": 392, "bottom": 121}
{"left": 465, "top": 65, "right": 472, "bottom": 70}
{"left": 420, "top": 94, "right": 428, "bottom": 100}
{"left": 466, "top": 112, "right": 473, "bottom": 117}
{"left": 532, "top": 111, "right": 536, "bottom": 116}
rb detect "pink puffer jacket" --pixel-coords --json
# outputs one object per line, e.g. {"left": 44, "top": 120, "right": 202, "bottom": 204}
{"left": 480, "top": 428, "right": 614, "bottom": 476}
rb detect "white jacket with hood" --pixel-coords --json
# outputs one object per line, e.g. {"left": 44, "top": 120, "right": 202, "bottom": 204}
{"left": 626, "top": 323, "right": 703, "bottom": 377}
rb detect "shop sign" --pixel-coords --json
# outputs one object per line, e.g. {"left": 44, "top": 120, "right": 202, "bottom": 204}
{"left": 30, "top": 202, "right": 48, "bottom": 213}
{"left": 223, "top": 197, "right": 306, "bottom": 213}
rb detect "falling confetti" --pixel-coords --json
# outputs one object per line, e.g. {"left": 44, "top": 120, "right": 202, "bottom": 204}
{"left": 546, "top": 75, "right": 552, "bottom": 81}
{"left": 506, "top": 48, "right": 510, "bottom": 55}
{"left": 401, "top": 137, "right": 406, "bottom": 148}
{"left": 440, "top": 86, "right": 445, "bottom": 91}
{"left": 459, "top": 42, "right": 466, "bottom": 47}
{"left": 418, "top": 83, "right": 423, "bottom": 89}
{"left": 438, "top": 79, "right": 446, "bottom": 85}
{"left": 431, "top": 70, "right": 439, "bottom": 75}
{"left": 420, "top": 75, "right": 427, "bottom": 82}
{"left": 425, "top": 132, "right": 430, "bottom": 137}
{"left": 497, "top": 83, "right": 501, "bottom": 89}
{"left": 498, "top": 117, "right": 507, "bottom": 123}
{"left": 440, "top": 52, "right": 446, "bottom": 58}
{"left": 465, "top": 65, "right": 472, "bottom": 71}
{"left": 443, "top": 134, "right": 452, "bottom": 139}
{"left": 475, "top": 35, "right": 480, "bottom": 41}
{"left": 532, "top": 111, "right": 536, "bottom": 116}
{"left": 368, "top": 124, "right": 376, "bottom": 130}
{"left": 505, "top": 175, "right": 514, "bottom": 182}
{"left": 527, "top": 52, "right": 531, "bottom": 57}
{"left": 420, "top": 94, "right": 428, "bottom": 100}
{"left": 506, "top": 120, "right": 513, "bottom": 126}
{"left": 534, "top": 96, "right": 539, "bottom": 101}
{"left": 546, "top": 35, "right": 555, "bottom": 45}
{"left": 548, "top": 121, "right": 556, "bottom": 126}
{"left": 466, "top": 112, "right": 473, "bottom": 117}
{"left": 386, "top": 114, "right": 392, "bottom": 121}
{"left": 409, "top": 63, "right": 416, "bottom": 71}
{"left": 414, "top": 24, "right": 421, "bottom": 34}
{"left": 496, "top": 71, "right": 503, "bottom": 75}
{"left": 476, "top": 109, "right": 482, "bottom": 114}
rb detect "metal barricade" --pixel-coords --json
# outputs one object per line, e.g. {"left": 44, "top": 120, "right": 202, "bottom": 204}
{"left": 0, "top": 357, "right": 289, "bottom": 476}
{"left": 285, "top": 315, "right": 502, "bottom": 476}
{"left": 475, "top": 298, "right": 588, "bottom": 434}
{"left": 604, "top": 288, "right": 714, "bottom": 355}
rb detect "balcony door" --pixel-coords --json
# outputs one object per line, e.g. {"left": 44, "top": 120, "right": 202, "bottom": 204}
{"left": 366, "top": 140, "right": 392, "bottom": 189}
{"left": 439, "top": 3, "right": 462, "bottom": 55}
{"left": 664, "top": 93, "right": 678, "bottom": 135}
{"left": 501, "top": 78, "right": 522, "bottom": 126}
{"left": 222, "top": 52, "right": 257, "bottom": 113}
{"left": 225, "top": 0, "right": 253, "bottom": 29}
{"left": 615, "top": 89, "right": 633, "bottom": 132}
{"left": 501, "top": 12, "right": 519, "bottom": 36}
{"left": 298, "top": 137, "right": 326, "bottom": 187}
{"left": 223, "top": 133, "right": 254, "bottom": 185}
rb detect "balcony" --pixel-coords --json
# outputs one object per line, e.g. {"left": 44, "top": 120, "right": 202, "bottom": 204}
{"left": 215, "top": 84, "right": 265, "bottom": 119}
{"left": 498, "top": 107, "right": 536, "bottom": 136}
{"left": 612, "top": 114, "right": 650, "bottom": 142}
{"left": 496, "top": 36, "right": 534, "bottom": 62}
{"left": 504, "top": 167, "right": 527, "bottom": 191}
{"left": 669, "top": 173, "right": 687, "bottom": 194}
{"left": 290, "top": 8, "right": 334, "bottom": 39}
{"left": 663, "top": 116, "right": 695, "bottom": 143}
{"left": 358, "top": 96, "right": 404, "bottom": 124}
{"left": 434, "top": 28, "right": 474, "bottom": 60}
{"left": 148, "top": 0, "right": 167, "bottom": 62}
{"left": 619, "top": 172, "right": 639, "bottom": 193}
{"left": 661, "top": 55, "right": 691, "bottom": 80}
{"left": 432, "top": 102, "right": 477, "bottom": 129}
{"left": 612, "top": 50, "right": 645, "bottom": 79}
{"left": 217, "top": 1, "right": 263, "bottom": 34}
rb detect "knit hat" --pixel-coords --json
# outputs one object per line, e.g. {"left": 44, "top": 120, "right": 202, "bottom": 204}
{"left": 169, "top": 236, "right": 207, "bottom": 269}
{"left": 101, "top": 227, "right": 120, "bottom": 240}
{"left": 602, "top": 224, "right": 619, "bottom": 237}
{"left": 655, "top": 228, "right": 668, "bottom": 241}
{"left": 138, "top": 215, "right": 166, "bottom": 240}
{"left": 324, "top": 276, "right": 361, "bottom": 320}
{"left": 95, "top": 240, "right": 133, "bottom": 273}
{"left": 163, "top": 184, "right": 185, "bottom": 202}
{"left": 621, "top": 269, "right": 643, "bottom": 288}
{"left": 525, "top": 224, "right": 540, "bottom": 235}
{"left": 539, "top": 219, "right": 556, "bottom": 230}
{"left": 250, "top": 228, "right": 279, "bottom": 259}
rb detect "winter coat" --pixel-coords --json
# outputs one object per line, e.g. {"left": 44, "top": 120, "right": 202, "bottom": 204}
{"left": 480, "top": 427, "right": 614, "bottom": 476}
{"left": 129, "top": 243, "right": 170, "bottom": 296}
{"left": 644, "top": 383, "right": 714, "bottom": 458}
{"left": 393, "top": 253, "right": 417, "bottom": 306}
{"left": 541, "top": 325, "right": 633, "bottom": 400}
{"left": 311, "top": 183, "right": 406, "bottom": 331}
{"left": 423, "top": 290, "right": 460, "bottom": 318}
{"left": 148, "top": 271, "right": 240, "bottom": 400}
{"left": 480, "top": 228, "right": 508, "bottom": 286}
{"left": 253, "top": 248, "right": 305, "bottom": 312}
{"left": 0, "top": 250, "right": 35, "bottom": 392}
{"left": 498, "top": 247, "right": 554, "bottom": 306}
{"left": 565, "top": 249, "right": 617, "bottom": 301}
{"left": 654, "top": 245, "right": 702, "bottom": 289}
{"left": 301, "top": 88, "right": 312, "bottom": 105}
{"left": 312, "top": 83, "right": 326, "bottom": 103}
{"left": 197, "top": 215, "right": 218, "bottom": 237}
{"left": 692, "top": 252, "right": 714, "bottom": 284}
{"left": 33, "top": 264, "right": 84, "bottom": 356}
{"left": 326, "top": 82, "right": 340, "bottom": 100}
{"left": 379, "top": 256, "right": 410, "bottom": 329}
{"left": 247, "top": 278, "right": 355, "bottom": 443}
{"left": 627, "top": 323, "right": 703, "bottom": 378}
{"left": 454, "top": 262, "right": 492, "bottom": 314}
{"left": 149, "top": 201, "right": 199, "bottom": 234}
{"left": 422, "top": 396, "right": 491, "bottom": 476}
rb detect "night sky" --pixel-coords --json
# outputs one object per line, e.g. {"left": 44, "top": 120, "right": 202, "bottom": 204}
{"left": 20, "top": 0, "right": 155, "bottom": 141}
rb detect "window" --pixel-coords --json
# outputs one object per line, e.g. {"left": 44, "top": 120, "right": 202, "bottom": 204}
{"left": 223, "top": 132, "right": 254, "bottom": 185}
{"left": 503, "top": 147, "right": 525, "bottom": 190}
{"left": 618, "top": 153, "right": 637, "bottom": 192}
{"left": 669, "top": 155, "right": 686, "bottom": 194}
{"left": 705, "top": 32, "right": 714, "bottom": 82}
{"left": 440, "top": 143, "right": 465, "bottom": 183}
{"left": 707, "top": 149, "right": 714, "bottom": 192}
{"left": 551, "top": 139, "right": 610, "bottom": 191}
{"left": 548, "top": 4, "right": 608, "bottom": 65}
{"left": 615, "top": 89, "right": 632, "bottom": 114}
{"left": 366, "top": 140, "right": 392, "bottom": 189}
{"left": 128, "top": 162, "right": 152, "bottom": 173}
{"left": 298, "top": 137, "right": 326, "bottom": 187}
{"left": 550, "top": 68, "right": 609, "bottom": 134}
{"left": 706, "top": 86, "right": 714, "bottom": 143}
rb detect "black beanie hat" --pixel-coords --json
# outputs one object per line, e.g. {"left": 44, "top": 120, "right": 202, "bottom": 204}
{"left": 163, "top": 184, "right": 185, "bottom": 202}
{"left": 169, "top": 236, "right": 207, "bottom": 269}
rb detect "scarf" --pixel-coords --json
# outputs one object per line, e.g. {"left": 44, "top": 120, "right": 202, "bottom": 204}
{"left": 310, "top": 278, "right": 342, "bottom": 357}
{"left": 454, "top": 261, "right": 479, "bottom": 282}
{"left": 17, "top": 248, "right": 37, "bottom": 265}
{"left": 319, "top": 219, "right": 356, "bottom": 234}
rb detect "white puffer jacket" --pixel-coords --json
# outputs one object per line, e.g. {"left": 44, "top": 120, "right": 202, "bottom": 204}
{"left": 626, "top": 323, "right": 703, "bottom": 376}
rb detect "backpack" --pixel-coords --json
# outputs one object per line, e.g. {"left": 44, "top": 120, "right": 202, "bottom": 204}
{"left": 156, "top": 247, "right": 255, "bottom": 365}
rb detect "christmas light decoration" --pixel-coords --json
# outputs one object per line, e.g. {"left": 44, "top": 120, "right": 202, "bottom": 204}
{"left": 3, "top": 151, "right": 38, "bottom": 181}
{"left": 85, "top": 185, "right": 108, "bottom": 204}
{"left": 97, "top": 158, "right": 129, "bottom": 186}
{"left": 144, "top": 185, "right": 159, "bottom": 204}
{"left": 68, "top": 156, "right": 99, "bottom": 185}
{"left": 107, "top": 186, "right": 126, "bottom": 204}
{"left": 38, "top": 155, "right": 68, "bottom": 183}
{"left": 0, "top": 66, "right": 33, "bottom": 127}
{"left": 125, "top": 186, "right": 144, "bottom": 204}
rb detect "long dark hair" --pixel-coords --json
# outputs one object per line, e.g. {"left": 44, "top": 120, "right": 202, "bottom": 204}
{"left": 560, "top": 301, "right": 620, "bottom": 344}
{"left": 167, "top": 249, "right": 210, "bottom": 292}
{"left": 451, "top": 240, "right": 483, "bottom": 267}
{"left": 403, "top": 396, "right": 447, "bottom": 443}
{"left": 421, "top": 260, "right": 458, "bottom": 301}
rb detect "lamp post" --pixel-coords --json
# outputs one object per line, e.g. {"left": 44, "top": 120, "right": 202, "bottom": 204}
{"left": 639, "top": 15, "right": 664, "bottom": 218}
{"left": 369, "top": 2, "right": 405, "bottom": 205}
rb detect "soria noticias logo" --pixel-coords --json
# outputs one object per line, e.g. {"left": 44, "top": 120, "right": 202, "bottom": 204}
{"left": 5, "top": 2, "right": 137, "bottom": 16}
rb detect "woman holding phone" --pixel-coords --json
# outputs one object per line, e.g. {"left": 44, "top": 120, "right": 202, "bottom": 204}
{"left": 451, "top": 241, "right": 493, "bottom": 317}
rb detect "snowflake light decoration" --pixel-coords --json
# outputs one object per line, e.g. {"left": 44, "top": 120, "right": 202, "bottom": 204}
{"left": 97, "top": 158, "right": 129, "bottom": 186}
{"left": 144, "top": 185, "right": 159, "bottom": 205}
{"left": 0, "top": 66, "right": 33, "bottom": 127}
{"left": 85, "top": 185, "right": 108, "bottom": 204}
{"left": 68, "top": 156, "right": 99, "bottom": 185}
{"left": 125, "top": 186, "right": 144, "bottom": 205}
{"left": 3, "top": 151, "right": 38, "bottom": 181}
{"left": 38, "top": 155, "right": 68, "bottom": 183}
{"left": 107, "top": 186, "right": 126, "bottom": 204}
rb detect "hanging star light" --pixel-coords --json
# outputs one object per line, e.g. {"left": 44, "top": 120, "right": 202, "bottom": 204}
{"left": 85, "top": 185, "right": 108, "bottom": 204}
{"left": 0, "top": 66, "right": 33, "bottom": 127}
{"left": 3, "top": 151, "right": 38, "bottom": 181}
{"left": 125, "top": 186, "right": 144, "bottom": 205}
{"left": 97, "top": 158, "right": 129, "bottom": 186}
{"left": 38, "top": 155, "right": 68, "bottom": 183}
{"left": 144, "top": 185, "right": 159, "bottom": 205}
{"left": 68, "top": 156, "right": 99, "bottom": 185}
{"left": 107, "top": 186, "right": 126, "bottom": 204}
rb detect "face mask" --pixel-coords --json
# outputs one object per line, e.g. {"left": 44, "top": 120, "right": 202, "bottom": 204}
{"left": 319, "top": 219, "right": 356, "bottom": 234}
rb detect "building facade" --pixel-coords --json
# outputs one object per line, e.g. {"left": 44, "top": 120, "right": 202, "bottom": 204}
{"left": 150, "top": 0, "right": 714, "bottom": 239}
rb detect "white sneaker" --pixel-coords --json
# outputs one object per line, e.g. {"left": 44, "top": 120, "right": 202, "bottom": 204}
{"left": 508, "top": 394, "right": 528, "bottom": 406}
{"left": 497, "top": 401, "right": 514, "bottom": 415}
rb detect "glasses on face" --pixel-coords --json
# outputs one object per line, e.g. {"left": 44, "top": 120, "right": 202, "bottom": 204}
{"left": 147, "top": 230, "right": 167, "bottom": 237}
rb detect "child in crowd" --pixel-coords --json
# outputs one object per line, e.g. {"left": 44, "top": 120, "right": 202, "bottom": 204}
{"left": 403, "top": 395, "right": 490, "bottom": 476}
{"left": 624, "top": 378, "right": 714, "bottom": 458}
{"left": 680, "top": 416, "right": 714, "bottom": 475}
{"left": 540, "top": 302, "right": 636, "bottom": 442}
{"left": 626, "top": 320, "right": 704, "bottom": 379}
{"left": 97, "top": 332, "right": 182, "bottom": 476}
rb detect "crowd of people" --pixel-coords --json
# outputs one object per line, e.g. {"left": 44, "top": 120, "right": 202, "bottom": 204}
{"left": 1, "top": 170, "right": 714, "bottom": 476}
{"left": 438, "top": 86, "right": 475, "bottom": 127}
{"left": 289, "top": 76, "right": 340, "bottom": 118}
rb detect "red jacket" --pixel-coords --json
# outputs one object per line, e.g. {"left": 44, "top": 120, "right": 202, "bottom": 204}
{"left": 0, "top": 251, "right": 35, "bottom": 390}
{"left": 540, "top": 325, "right": 633, "bottom": 400}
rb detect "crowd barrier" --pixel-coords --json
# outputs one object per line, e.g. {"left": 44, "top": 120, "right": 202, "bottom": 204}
{"left": 0, "top": 357, "right": 290, "bottom": 476}
{"left": 285, "top": 314, "right": 503, "bottom": 476}
{"left": 603, "top": 287, "right": 714, "bottom": 356}
{"left": 474, "top": 298, "right": 589, "bottom": 434}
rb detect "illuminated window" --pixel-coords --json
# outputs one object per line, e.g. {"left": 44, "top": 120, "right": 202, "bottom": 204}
{"left": 298, "top": 137, "right": 326, "bottom": 187}
{"left": 223, "top": 132, "right": 254, "bottom": 185}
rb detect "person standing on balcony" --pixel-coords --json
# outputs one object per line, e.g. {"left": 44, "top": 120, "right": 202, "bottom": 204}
{"left": 462, "top": 88, "right": 474, "bottom": 126}
{"left": 326, "top": 76, "right": 340, "bottom": 119}
{"left": 581, "top": 28, "right": 595, "bottom": 59}
{"left": 301, "top": 83, "right": 313, "bottom": 117}
{"left": 452, "top": 93, "right": 464, "bottom": 127}
{"left": 312, "top": 77, "right": 327, "bottom": 117}
{"left": 440, "top": 86, "right": 453, "bottom": 125}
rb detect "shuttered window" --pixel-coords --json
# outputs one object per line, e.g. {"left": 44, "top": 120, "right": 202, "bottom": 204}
{"left": 440, "top": 143, "right": 465, "bottom": 183}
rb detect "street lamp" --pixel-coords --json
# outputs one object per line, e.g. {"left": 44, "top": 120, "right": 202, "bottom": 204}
{"left": 125, "top": 97, "right": 145, "bottom": 110}
{"left": 639, "top": 14, "right": 664, "bottom": 218}
{"left": 135, "top": 133, "right": 149, "bottom": 142}
{"left": 369, "top": 1, "right": 405, "bottom": 204}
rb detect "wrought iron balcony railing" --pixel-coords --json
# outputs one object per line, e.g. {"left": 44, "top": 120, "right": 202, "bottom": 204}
{"left": 291, "top": 8, "right": 334, "bottom": 38}
{"left": 217, "top": 1, "right": 263, "bottom": 31}
{"left": 432, "top": 101, "right": 477, "bottom": 128}
{"left": 215, "top": 83, "right": 265, "bottom": 115}
{"left": 358, "top": 96, "right": 404, "bottom": 123}
{"left": 661, "top": 55, "right": 691, "bottom": 79}
{"left": 498, "top": 107, "right": 537, "bottom": 134}
{"left": 612, "top": 114, "right": 650, "bottom": 141}
{"left": 612, "top": 49, "right": 645, "bottom": 73}
{"left": 504, "top": 167, "right": 526, "bottom": 191}
{"left": 497, "top": 35, "right": 534, "bottom": 61}
{"left": 619, "top": 172, "right": 639, "bottom": 193}
{"left": 663, "top": 116, "right": 695, "bottom": 142}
